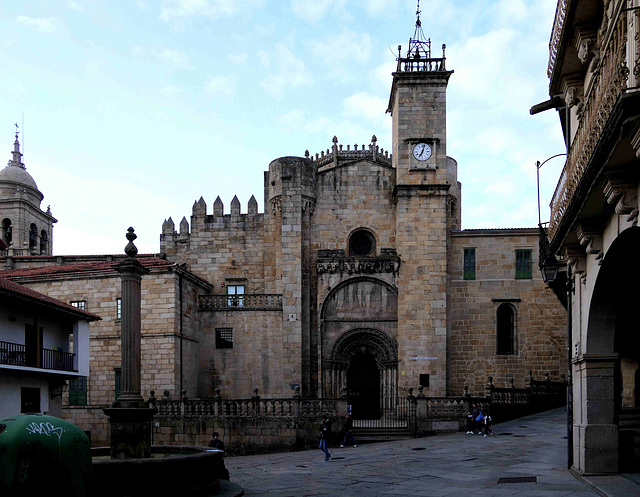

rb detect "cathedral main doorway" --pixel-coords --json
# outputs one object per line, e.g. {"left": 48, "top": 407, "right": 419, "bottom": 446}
{"left": 347, "top": 350, "right": 380, "bottom": 418}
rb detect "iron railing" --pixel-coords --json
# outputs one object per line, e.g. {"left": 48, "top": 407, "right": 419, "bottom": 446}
{"left": 0, "top": 340, "right": 75, "bottom": 371}
{"left": 198, "top": 294, "right": 282, "bottom": 311}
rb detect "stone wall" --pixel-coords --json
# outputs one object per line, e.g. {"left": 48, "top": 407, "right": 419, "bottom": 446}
{"left": 449, "top": 230, "right": 568, "bottom": 396}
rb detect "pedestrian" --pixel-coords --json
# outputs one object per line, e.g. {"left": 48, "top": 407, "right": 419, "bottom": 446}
{"left": 466, "top": 409, "right": 474, "bottom": 434}
{"left": 208, "top": 431, "right": 230, "bottom": 480}
{"left": 340, "top": 415, "right": 358, "bottom": 447}
{"left": 483, "top": 412, "right": 494, "bottom": 437}
{"left": 319, "top": 415, "right": 332, "bottom": 461}
{"left": 472, "top": 403, "right": 484, "bottom": 434}
{"left": 209, "top": 431, "right": 226, "bottom": 452}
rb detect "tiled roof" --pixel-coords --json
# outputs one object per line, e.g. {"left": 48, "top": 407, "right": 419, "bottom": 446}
{"left": 1, "top": 256, "right": 177, "bottom": 280}
{"left": 0, "top": 277, "right": 101, "bottom": 320}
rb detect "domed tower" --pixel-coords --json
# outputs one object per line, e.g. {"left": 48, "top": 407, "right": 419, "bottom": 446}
{"left": 0, "top": 130, "right": 57, "bottom": 255}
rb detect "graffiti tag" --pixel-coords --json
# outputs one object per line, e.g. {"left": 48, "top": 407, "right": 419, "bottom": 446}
{"left": 26, "top": 422, "right": 64, "bottom": 442}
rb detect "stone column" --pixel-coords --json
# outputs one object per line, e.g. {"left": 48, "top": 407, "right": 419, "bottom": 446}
{"left": 103, "top": 227, "right": 156, "bottom": 459}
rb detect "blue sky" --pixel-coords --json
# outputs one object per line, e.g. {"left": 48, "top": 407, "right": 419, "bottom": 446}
{"left": 0, "top": 0, "right": 566, "bottom": 255}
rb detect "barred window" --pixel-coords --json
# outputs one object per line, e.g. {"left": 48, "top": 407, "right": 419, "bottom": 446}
{"left": 70, "top": 300, "right": 86, "bottom": 311}
{"left": 463, "top": 248, "right": 476, "bottom": 280}
{"left": 216, "top": 328, "right": 233, "bottom": 349}
{"left": 69, "top": 377, "right": 88, "bottom": 406}
{"left": 116, "top": 298, "right": 122, "bottom": 320}
{"left": 515, "top": 249, "right": 532, "bottom": 279}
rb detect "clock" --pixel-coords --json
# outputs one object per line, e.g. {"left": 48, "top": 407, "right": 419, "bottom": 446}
{"left": 413, "top": 143, "right": 432, "bottom": 161}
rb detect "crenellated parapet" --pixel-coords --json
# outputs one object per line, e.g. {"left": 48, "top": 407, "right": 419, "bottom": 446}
{"left": 160, "top": 194, "right": 264, "bottom": 249}
{"left": 306, "top": 135, "right": 392, "bottom": 169}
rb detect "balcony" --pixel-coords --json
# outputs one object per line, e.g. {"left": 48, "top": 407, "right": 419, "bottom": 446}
{"left": 199, "top": 294, "right": 283, "bottom": 311}
{"left": 548, "top": 3, "right": 639, "bottom": 242}
{"left": 0, "top": 340, "right": 76, "bottom": 372}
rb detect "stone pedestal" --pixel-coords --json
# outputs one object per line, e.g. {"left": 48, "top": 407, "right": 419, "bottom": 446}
{"left": 103, "top": 406, "right": 157, "bottom": 459}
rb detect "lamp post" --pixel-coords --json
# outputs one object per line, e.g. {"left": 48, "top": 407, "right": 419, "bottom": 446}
{"left": 536, "top": 153, "right": 573, "bottom": 470}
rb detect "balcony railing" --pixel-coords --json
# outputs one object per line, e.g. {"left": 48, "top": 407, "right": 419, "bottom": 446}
{"left": 549, "top": 7, "right": 632, "bottom": 240}
{"left": 0, "top": 340, "right": 76, "bottom": 372}
{"left": 199, "top": 294, "right": 282, "bottom": 311}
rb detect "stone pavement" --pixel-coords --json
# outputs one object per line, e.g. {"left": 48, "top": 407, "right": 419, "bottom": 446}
{"left": 224, "top": 408, "right": 640, "bottom": 497}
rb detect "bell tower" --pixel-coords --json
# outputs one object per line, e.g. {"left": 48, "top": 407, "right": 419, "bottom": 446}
{"left": 388, "top": 5, "right": 455, "bottom": 396}
{"left": 0, "top": 128, "right": 57, "bottom": 256}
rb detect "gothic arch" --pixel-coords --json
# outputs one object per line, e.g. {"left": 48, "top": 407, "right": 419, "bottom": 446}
{"left": 462, "top": 358, "right": 493, "bottom": 396}
{"left": 521, "top": 334, "right": 564, "bottom": 380}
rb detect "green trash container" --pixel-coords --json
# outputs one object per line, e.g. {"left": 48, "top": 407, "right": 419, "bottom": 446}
{"left": 0, "top": 414, "right": 93, "bottom": 497}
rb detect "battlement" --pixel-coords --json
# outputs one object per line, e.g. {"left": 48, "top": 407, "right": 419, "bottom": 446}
{"left": 306, "top": 136, "right": 392, "bottom": 169}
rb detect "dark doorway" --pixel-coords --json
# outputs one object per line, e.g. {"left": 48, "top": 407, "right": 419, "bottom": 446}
{"left": 25, "top": 324, "right": 42, "bottom": 368}
{"left": 347, "top": 351, "right": 380, "bottom": 419}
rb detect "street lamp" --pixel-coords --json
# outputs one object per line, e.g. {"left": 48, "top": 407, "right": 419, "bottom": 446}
{"left": 536, "top": 153, "right": 567, "bottom": 227}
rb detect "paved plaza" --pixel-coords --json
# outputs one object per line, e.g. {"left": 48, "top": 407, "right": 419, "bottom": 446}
{"left": 224, "top": 408, "right": 640, "bottom": 497}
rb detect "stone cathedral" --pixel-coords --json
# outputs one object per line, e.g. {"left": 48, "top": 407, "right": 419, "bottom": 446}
{"left": 157, "top": 20, "right": 566, "bottom": 413}
{"left": 1, "top": 15, "right": 567, "bottom": 431}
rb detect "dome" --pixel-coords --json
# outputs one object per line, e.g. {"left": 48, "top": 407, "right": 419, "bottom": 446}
{"left": 0, "top": 164, "right": 39, "bottom": 190}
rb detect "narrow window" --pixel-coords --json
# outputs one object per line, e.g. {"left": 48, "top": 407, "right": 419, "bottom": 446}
{"left": 116, "top": 298, "right": 122, "bottom": 320}
{"left": 114, "top": 368, "right": 121, "bottom": 400}
{"left": 69, "top": 377, "right": 88, "bottom": 406}
{"left": 463, "top": 248, "right": 476, "bottom": 280}
{"left": 515, "top": 249, "right": 533, "bottom": 279}
{"left": 496, "top": 303, "right": 516, "bottom": 354}
{"left": 70, "top": 300, "right": 86, "bottom": 311}
{"left": 215, "top": 328, "right": 234, "bottom": 349}
{"left": 29, "top": 224, "right": 37, "bottom": 249}
{"left": 1, "top": 218, "right": 11, "bottom": 245}
{"left": 21, "top": 387, "right": 41, "bottom": 413}
{"left": 40, "top": 230, "right": 47, "bottom": 254}
{"left": 226, "top": 285, "right": 244, "bottom": 307}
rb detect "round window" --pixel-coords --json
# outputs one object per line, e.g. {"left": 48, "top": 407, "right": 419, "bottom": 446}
{"left": 349, "top": 230, "right": 376, "bottom": 257}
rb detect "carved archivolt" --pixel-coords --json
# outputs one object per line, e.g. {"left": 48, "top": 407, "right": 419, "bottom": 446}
{"left": 329, "top": 328, "right": 398, "bottom": 369}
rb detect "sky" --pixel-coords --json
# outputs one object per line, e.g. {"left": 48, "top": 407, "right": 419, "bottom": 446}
{"left": 0, "top": 0, "right": 566, "bottom": 255}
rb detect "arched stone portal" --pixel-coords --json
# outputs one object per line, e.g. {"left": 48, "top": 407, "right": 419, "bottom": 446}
{"left": 320, "top": 277, "right": 398, "bottom": 410}
{"left": 578, "top": 226, "right": 640, "bottom": 473}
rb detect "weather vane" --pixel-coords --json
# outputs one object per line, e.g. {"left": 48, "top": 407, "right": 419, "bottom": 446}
{"left": 14, "top": 122, "right": 19, "bottom": 137}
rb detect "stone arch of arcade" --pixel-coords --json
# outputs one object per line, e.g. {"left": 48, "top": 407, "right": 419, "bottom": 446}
{"left": 580, "top": 226, "right": 640, "bottom": 472}
{"left": 319, "top": 276, "right": 398, "bottom": 404}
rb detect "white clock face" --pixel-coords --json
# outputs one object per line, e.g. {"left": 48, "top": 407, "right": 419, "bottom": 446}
{"left": 413, "top": 143, "right": 432, "bottom": 161}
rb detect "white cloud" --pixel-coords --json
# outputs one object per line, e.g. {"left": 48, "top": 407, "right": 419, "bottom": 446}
{"left": 160, "top": 0, "right": 263, "bottom": 22}
{"left": 257, "top": 51, "right": 270, "bottom": 67}
{"left": 205, "top": 74, "right": 237, "bottom": 96}
{"left": 290, "top": 0, "right": 346, "bottom": 24}
{"left": 68, "top": 1, "right": 83, "bottom": 12}
{"left": 130, "top": 46, "right": 192, "bottom": 69}
{"left": 228, "top": 53, "right": 247, "bottom": 66}
{"left": 343, "top": 92, "right": 387, "bottom": 126}
{"left": 156, "top": 48, "right": 191, "bottom": 69}
{"left": 484, "top": 179, "right": 515, "bottom": 196}
{"left": 311, "top": 31, "right": 372, "bottom": 65}
{"left": 362, "top": 0, "right": 402, "bottom": 17}
{"left": 261, "top": 44, "right": 311, "bottom": 98}
{"left": 136, "top": 0, "right": 148, "bottom": 9}
{"left": 160, "top": 85, "right": 182, "bottom": 96}
{"left": 16, "top": 16, "right": 57, "bottom": 34}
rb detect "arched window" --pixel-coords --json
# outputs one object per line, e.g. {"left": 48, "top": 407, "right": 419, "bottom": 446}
{"left": 496, "top": 303, "right": 516, "bottom": 354}
{"left": 1, "top": 218, "right": 11, "bottom": 245}
{"left": 348, "top": 229, "right": 376, "bottom": 257}
{"left": 40, "top": 230, "right": 48, "bottom": 254}
{"left": 29, "top": 224, "right": 38, "bottom": 249}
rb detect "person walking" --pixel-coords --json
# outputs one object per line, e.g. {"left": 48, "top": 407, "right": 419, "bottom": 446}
{"left": 319, "top": 416, "right": 332, "bottom": 461}
{"left": 483, "top": 412, "right": 494, "bottom": 437}
{"left": 340, "top": 415, "right": 358, "bottom": 447}
{"left": 472, "top": 403, "right": 483, "bottom": 434}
